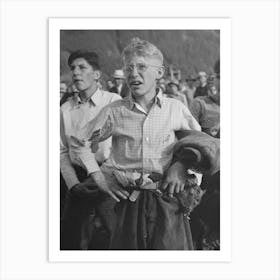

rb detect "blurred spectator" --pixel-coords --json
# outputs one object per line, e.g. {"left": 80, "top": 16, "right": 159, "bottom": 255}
{"left": 207, "top": 74, "right": 216, "bottom": 95}
{"left": 60, "top": 82, "right": 68, "bottom": 99}
{"left": 157, "top": 77, "right": 166, "bottom": 93}
{"left": 183, "top": 74, "right": 197, "bottom": 107}
{"left": 165, "top": 80, "right": 188, "bottom": 107}
{"left": 60, "top": 83, "right": 78, "bottom": 106}
{"left": 194, "top": 71, "right": 208, "bottom": 98}
{"left": 190, "top": 78, "right": 219, "bottom": 137}
{"left": 106, "top": 79, "right": 115, "bottom": 91}
{"left": 110, "top": 69, "right": 130, "bottom": 98}
{"left": 214, "top": 59, "right": 220, "bottom": 76}
{"left": 178, "top": 79, "right": 187, "bottom": 93}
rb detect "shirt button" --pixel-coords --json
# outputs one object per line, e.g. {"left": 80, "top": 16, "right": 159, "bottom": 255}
{"left": 145, "top": 137, "right": 149, "bottom": 141}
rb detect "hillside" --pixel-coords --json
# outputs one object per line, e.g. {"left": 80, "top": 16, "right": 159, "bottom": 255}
{"left": 60, "top": 30, "right": 220, "bottom": 84}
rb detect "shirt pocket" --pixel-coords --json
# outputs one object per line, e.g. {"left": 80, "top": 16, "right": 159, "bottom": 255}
{"left": 150, "top": 133, "right": 175, "bottom": 159}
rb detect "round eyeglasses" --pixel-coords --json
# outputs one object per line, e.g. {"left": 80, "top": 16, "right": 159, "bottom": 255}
{"left": 123, "top": 63, "right": 163, "bottom": 74}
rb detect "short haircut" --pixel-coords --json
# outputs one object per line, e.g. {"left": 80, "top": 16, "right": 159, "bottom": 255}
{"left": 121, "top": 37, "right": 164, "bottom": 65}
{"left": 68, "top": 50, "right": 100, "bottom": 70}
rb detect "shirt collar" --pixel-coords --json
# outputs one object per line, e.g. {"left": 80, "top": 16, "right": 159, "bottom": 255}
{"left": 89, "top": 88, "right": 103, "bottom": 106}
{"left": 73, "top": 88, "right": 103, "bottom": 107}
{"left": 126, "top": 88, "right": 163, "bottom": 110}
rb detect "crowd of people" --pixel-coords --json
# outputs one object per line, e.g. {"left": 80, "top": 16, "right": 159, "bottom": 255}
{"left": 60, "top": 38, "right": 220, "bottom": 251}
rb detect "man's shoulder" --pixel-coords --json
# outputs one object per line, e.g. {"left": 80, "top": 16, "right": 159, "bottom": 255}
{"left": 100, "top": 90, "right": 121, "bottom": 101}
{"left": 101, "top": 96, "right": 127, "bottom": 112}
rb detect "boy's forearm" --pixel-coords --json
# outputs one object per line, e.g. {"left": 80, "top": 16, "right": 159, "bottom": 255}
{"left": 79, "top": 152, "right": 101, "bottom": 175}
{"left": 60, "top": 155, "right": 80, "bottom": 189}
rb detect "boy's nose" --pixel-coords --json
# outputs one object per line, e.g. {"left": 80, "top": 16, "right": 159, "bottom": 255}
{"left": 130, "top": 66, "right": 139, "bottom": 77}
{"left": 73, "top": 67, "right": 81, "bottom": 75}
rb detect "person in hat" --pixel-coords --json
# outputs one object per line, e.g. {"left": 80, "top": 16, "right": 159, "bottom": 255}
{"left": 109, "top": 69, "right": 130, "bottom": 98}
{"left": 194, "top": 71, "right": 209, "bottom": 98}
{"left": 60, "top": 50, "right": 121, "bottom": 250}
{"left": 182, "top": 74, "right": 197, "bottom": 107}
{"left": 71, "top": 38, "right": 204, "bottom": 250}
{"left": 165, "top": 80, "right": 188, "bottom": 107}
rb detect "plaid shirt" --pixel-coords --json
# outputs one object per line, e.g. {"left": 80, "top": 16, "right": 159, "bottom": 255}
{"left": 77, "top": 90, "right": 201, "bottom": 175}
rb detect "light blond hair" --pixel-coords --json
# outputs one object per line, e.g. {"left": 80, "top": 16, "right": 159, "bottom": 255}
{"left": 121, "top": 37, "right": 164, "bottom": 65}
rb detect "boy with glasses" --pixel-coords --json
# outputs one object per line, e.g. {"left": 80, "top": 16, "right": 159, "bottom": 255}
{"left": 73, "top": 38, "right": 202, "bottom": 249}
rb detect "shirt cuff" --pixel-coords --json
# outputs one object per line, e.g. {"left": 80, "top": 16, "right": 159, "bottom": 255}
{"left": 187, "top": 169, "right": 203, "bottom": 186}
{"left": 65, "top": 176, "right": 80, "bottom": 189}
{"left": 60, "top": 169, "right": 80, "bottom": 189}
{"left": 79, "top": 151, "right": 100, "bottom": 174}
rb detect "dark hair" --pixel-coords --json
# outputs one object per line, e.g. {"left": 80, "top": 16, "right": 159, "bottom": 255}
{"left": 68, "top": 50, "right": 100, "bottom": 70}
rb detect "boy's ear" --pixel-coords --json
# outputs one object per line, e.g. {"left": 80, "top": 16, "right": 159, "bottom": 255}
{"left": 157, "top": 66, "right": 165, "bottom": 79}
{"left": 93, "top": 70, "right": 101, "bottom": 80}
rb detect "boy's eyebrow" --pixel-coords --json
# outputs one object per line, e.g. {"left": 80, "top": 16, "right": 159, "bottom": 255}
{"left": 70, "top": 63, "right": 89, "bottom": 70}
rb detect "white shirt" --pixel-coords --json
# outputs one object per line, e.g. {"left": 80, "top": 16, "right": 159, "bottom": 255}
{"left": 60, "top": 88, "right": 121, "bottom": 188}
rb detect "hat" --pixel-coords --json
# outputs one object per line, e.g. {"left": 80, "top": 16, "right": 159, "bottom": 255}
{"left": 112, "top": 69, "right": 125, "bottom": 79}
{"left": 198, "top": 71, "right": 208, "bottom": 77}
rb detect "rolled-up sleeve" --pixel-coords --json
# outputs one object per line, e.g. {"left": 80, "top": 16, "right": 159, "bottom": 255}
{"left": 179, "top": 102, "right": 201, "bottom": 131}
{"left": 60, "top": 109, "right": 80, "bottom": 189}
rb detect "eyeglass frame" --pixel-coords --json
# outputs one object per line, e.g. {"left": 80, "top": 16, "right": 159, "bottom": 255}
{"left": 123, "top": 63, "right": 164, "bottom": 75}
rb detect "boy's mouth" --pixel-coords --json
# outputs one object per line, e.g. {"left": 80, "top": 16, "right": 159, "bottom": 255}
{"left": 73, "top": 78, "right": 83, "bottom": 83}
{"left": 129, "top": 81, "right": 143, "bottom": 87}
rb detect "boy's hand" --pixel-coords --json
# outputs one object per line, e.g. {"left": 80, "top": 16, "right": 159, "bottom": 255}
{"left": 162, "top": 161, "right": 187, "bottom": 197}
{"left": 90, "top": 171, "right": 129, "bottom": 202}
{"left": 70, "top": 179, "right": 99, "bottom": 198}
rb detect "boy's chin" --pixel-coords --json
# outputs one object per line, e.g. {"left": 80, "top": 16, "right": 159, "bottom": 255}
{"left": 130, "top": 87, "right": 156, "bottom": 97}
{"left": 130, "top": 88, "right": 145, "bottom": 96}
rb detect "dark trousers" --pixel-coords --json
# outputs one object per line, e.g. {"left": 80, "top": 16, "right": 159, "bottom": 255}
{"left": 110, "top": 191, "right": 194, "bottom": 250}
{"left": 60, "top": 166, "right": 116, "bottom": 250}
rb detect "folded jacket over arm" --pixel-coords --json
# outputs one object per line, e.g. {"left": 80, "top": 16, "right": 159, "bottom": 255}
{"left": 174, "top": 130, "right": 220, "bottom": 175}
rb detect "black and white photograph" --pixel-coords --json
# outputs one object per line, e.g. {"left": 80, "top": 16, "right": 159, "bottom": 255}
{"left": 49, "top": 18, "right": 231, "bottom": 261}
{"left": 60, "top": 29, "right": 220, "bottom": 251}
{"left": 1, "top": 0, "right": 279, "bottom": 279}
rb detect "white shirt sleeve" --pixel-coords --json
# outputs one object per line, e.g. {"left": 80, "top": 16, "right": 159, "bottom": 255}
{"left": 179, "top": 101, "right": 201, "bottom": 131}
{"left": 60, "top": 109, "right": 80, "bottom": 189}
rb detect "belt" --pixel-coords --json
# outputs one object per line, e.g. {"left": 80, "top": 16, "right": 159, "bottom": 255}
{"left": 125, "top": 181, "right": 163, "bottom": 202}
{"left": 112, "top": 170, "right": 163, "bottom": 202}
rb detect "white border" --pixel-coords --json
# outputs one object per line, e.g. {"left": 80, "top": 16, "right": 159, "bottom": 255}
{"left": 49, "top": 18, "right": 231, "bottom": 262}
